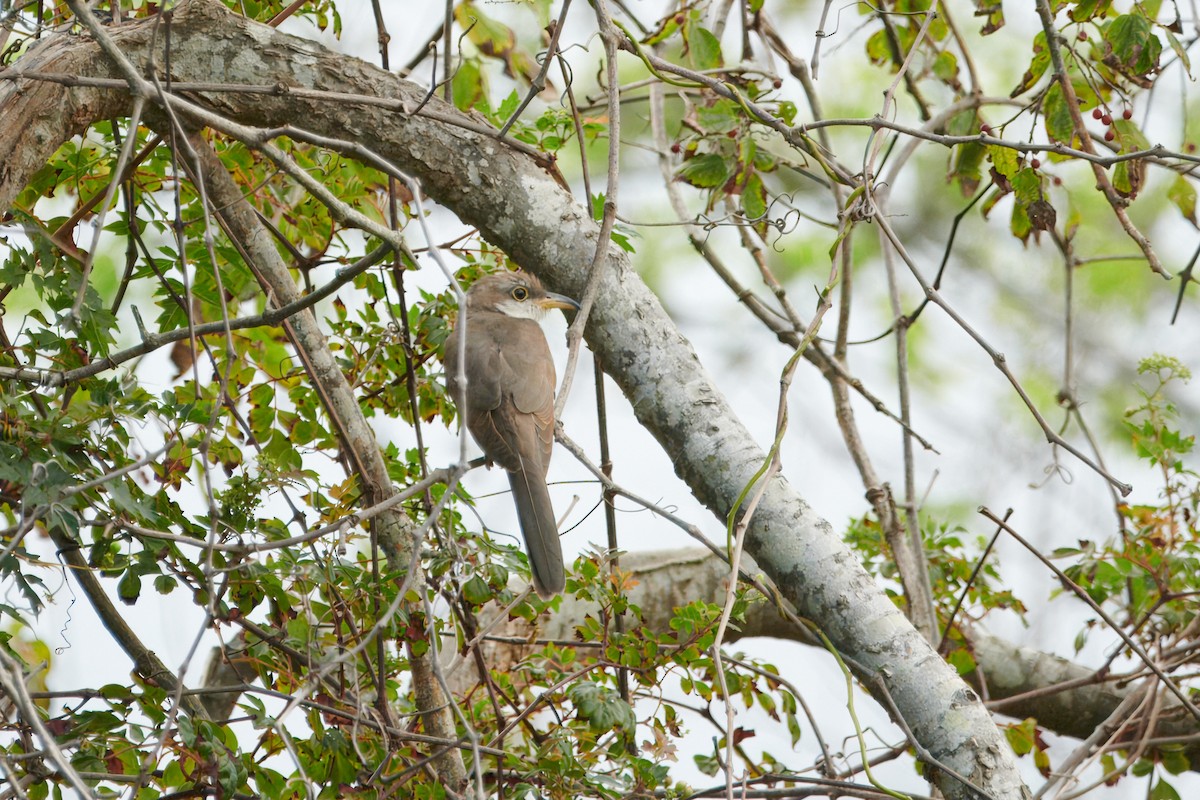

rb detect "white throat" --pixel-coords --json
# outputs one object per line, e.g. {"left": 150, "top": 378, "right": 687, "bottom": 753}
{"left": 494, "top": 299, "right": 545, "bottom": 320}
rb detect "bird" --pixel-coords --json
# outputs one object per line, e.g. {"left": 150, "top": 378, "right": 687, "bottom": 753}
{"left": 444, "top": 271, "right": 579, "bottom": 599}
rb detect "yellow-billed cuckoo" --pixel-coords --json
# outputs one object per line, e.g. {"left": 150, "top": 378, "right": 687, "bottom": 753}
{"left": 444, "top": 271, "right": 579, "bottom": 598}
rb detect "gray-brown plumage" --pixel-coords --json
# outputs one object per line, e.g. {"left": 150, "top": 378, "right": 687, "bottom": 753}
{"left": 444, "top": 271, "right": 579, "bottom": 598}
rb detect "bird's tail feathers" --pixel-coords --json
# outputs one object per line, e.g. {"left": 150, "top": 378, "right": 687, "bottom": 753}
{"left": 508, "top": 469, "right": 565, "bottom": 598}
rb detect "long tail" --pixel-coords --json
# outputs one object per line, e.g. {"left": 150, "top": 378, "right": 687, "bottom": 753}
{"left": 508, "top": 469, "right": 565, "bottom": 598}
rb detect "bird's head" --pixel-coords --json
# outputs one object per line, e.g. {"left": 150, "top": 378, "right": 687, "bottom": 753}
{"left": 464, "top": 272, "right": 580, "bottom": 320}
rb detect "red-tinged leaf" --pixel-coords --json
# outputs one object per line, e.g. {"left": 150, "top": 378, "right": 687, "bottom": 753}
{"left": 1028, "top": 199, "right": 1057, "bottom": 232}
{"left": 974, "top": 0, "right": 1005, "bottom": 34}
{"left": 1034, "top": 746, "right": 1052, "bottom": 778}
{"left": 645, "top": 13, "right": 683, "bottom": 45}
{"left": 1103, "top": 14, "right": 1162, "bottom": 77}
{"left": 731, "top": 726, "right": 756, "bottom": 745}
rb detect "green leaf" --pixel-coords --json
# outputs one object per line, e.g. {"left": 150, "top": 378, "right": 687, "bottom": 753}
{"left": 1150, "top": 778, "right": 1182, "bottom": 800}
{"left": 1008, "top": 167, "right": 1044, "bottom": 242}
{"left": 1103, "top": 14, "right": 1162, "bottom": 76}
{"left": 1069, "top": 0, "right": 1113, "bottom": 23}
{"left": 1161, "top": 747, "right": 1191, "bottom": 775}
{"left": 451, "top": 57, "right": 487, "bottom": 113}
{"left": 610, "top": 229, "right": 637, "bottom": 253}
{"left": 776, "top": 100, "right": 797, "bottom": 126}
{"left": 694, "top": 751, "right": 720, "bottom": 777}
{"left": 118, "top": 570, "right": 142, "bottom": 605}
{"left": 569, "top": 682, "right": 636, "bottom": 735}
{"left": 462, "top": 576, "right": 492, "bottom": 605}
{"left": 1004, "top": 718, "right": 1037, "bottom": 755}
{"left": 687, "top": 25, "right": 724, "bottom": 70}
{"left": 1042, "top": 82, "right": 1075, "bottom": 144}
{"left": 947, "top": 647, "right": 977, "bottom": 675}
{"left": 695, "top": 98, "right": 742, "bottom": 134}
{"left": 677, "top": 154, "right": 731, "bottom": 188}
{"left": 1168, "top": 177, "right": 1197, "bottom": 227}
{"left": 865, "top": 30, "right": 893, "bottom": 66}
{"left": 1011, "top": 167, "right": 1042, "bottom": 204}
{"left": 933, "top": 50, "right": 959, "bottom": 83}
{"left": 947, "top": 109, "right": 981, "bottom": 137}
{"left": 495, "top": 90, "right": 521, "bottom": 123}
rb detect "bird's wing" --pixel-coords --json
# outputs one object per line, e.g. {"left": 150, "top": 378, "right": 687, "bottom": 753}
{"left": 451, "top": 316, "right": 555, "bottom": 472}
{"left": 494, "top": 320, "right": 556, "bottom": 467}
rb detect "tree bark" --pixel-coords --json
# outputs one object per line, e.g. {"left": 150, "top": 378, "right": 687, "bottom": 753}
{"left": 0, "top": 3, "right": 1029, "bottom": 797}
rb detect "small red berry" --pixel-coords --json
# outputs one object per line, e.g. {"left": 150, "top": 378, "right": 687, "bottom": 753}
{"left": 1104, "top": 129, "right": 1115, "bottom": 141}
{"left": 1077, "top": 30, "right": 1088, "bottom": 41}
{"left": 1053, "top": 176, "right": 1063, "bottom": 186}
{"left": 1122, "top": 109, "right": 1132, "bottom": 120}
{"left": 1091, "top": 108, "right": 1103, "bottom": 120}
{"left": 674, "top": 13, "right": 685, "bottom": 25}
{"left": 1030, "top": 158, "right": 1041, "bottom": 169}
{"left": 773, "top": 79, "right": 783, "bottom": 89}
{"left": 670, "top": 142, "right": 682, "bottom": 154}
{"left": 1101, "top": 113, "right": 1112, "bottom": 125}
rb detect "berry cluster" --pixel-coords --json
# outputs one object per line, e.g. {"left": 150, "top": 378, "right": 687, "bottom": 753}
{"left": 1092, "top": 107, "right": 1134, "bottom": 142}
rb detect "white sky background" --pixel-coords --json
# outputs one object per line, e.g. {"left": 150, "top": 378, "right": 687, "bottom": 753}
{"left": 10, "top": 0, "right": 1200, "bottom": 797}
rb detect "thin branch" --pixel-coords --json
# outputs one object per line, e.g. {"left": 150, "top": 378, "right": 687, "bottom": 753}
{"left": 980, "top": 507, "right": 1200, "bottom": 723}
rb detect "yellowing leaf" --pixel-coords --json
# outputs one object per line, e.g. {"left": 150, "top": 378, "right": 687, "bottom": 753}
{"left": 1168, "top": 176, "right": 1197, "bottom": 227}
{"left": 455, "top": 2, "right": 515, "bottom": 60}
{"left": 986, "top": 144, "right": 1020, "bottom": 181}
{"left": 742, "top": 172, "right": 767, "bottom": 220}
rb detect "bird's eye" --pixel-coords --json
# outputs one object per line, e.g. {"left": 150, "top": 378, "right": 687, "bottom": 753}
{"left": 512, "top": 286, "right": 529, "bottom": 301}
